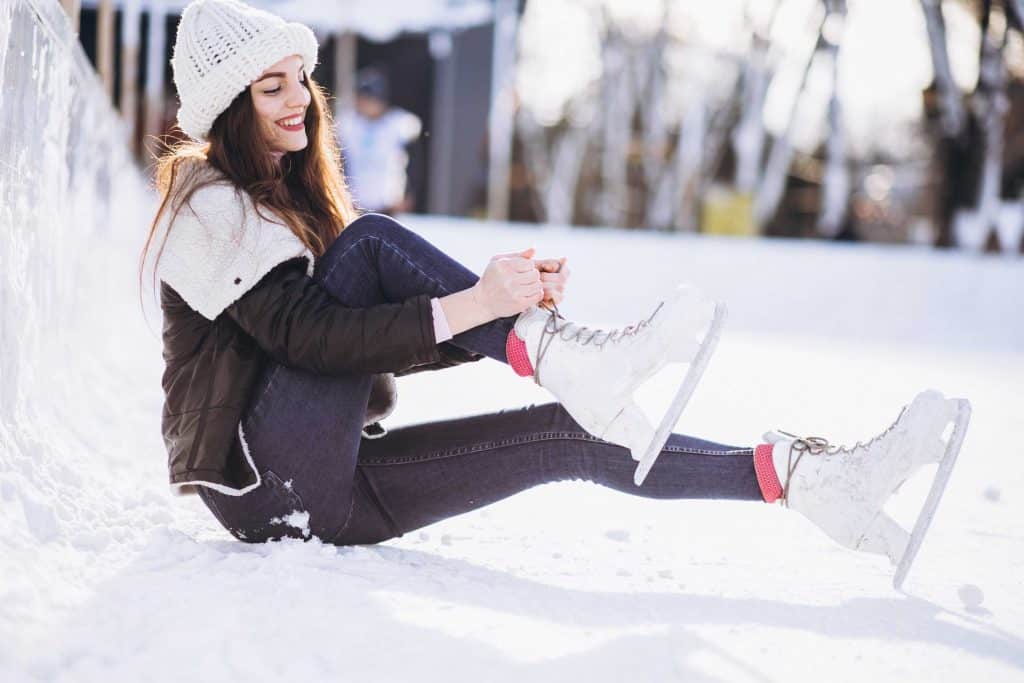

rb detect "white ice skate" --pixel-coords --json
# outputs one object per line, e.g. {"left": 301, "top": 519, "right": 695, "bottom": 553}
{"left": 513, "top": 284, "right": 726, "bottom": 486}
{"left": 764, "top": 389, "right": 971, "bottom": 589}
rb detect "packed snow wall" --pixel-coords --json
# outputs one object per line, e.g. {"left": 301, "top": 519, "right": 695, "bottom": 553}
{"left": 0, "top": 1, "right": 149, "bottom": 544}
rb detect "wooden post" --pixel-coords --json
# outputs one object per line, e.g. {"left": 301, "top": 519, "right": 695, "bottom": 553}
{"left": 121, "top": 0, "right": 142, "bottom": 155}
{"left": 333, "top": 31, "right": 357, "bottom": 120}
{"left": 486, "top": 0, "right": 518, "bottom": 222}
{"left": 972, "top": 9, "right": 1010, "bottom": 249}
{"left": 428, "top": 32, "right": 456, "bottom": 215}
{"left": 59, "top": 0, "right": 81, "bottom": 35}
{"left": 97, "top": 0, "right": 115, "bottom": 100}
{"left": 143, "top": 0, "right": 168, "bottom": 162}
{"left": 816, "top": 0, "right": 850, "bottom": 238}
{"left": 754, "top": 9, "right": 827, "bottom": 228}
{"left": 920, "top": 0, "right": 966, "bottom": 138}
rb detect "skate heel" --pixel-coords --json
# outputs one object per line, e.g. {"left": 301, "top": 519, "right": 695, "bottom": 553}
{"left": 600, "top": 399, "right": 656, "bottom": 461}
{"left": 856, "top": 511, "right": 910, "bottom": 564}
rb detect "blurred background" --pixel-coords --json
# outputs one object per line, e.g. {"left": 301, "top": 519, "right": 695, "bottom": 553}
{"left": 60, "top": 0, "right": 1024, "bottom": 253}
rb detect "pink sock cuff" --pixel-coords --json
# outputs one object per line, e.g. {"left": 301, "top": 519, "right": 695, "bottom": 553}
{"left": 506, "top": 330, "right": 534, "bottom": 377}
{"left": 754, "top": 443, "right": 783, "bottom": 503}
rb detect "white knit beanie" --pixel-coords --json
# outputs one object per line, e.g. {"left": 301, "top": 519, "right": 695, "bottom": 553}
{"left": 171, "top": 0, "right": 319, "bottom": 141}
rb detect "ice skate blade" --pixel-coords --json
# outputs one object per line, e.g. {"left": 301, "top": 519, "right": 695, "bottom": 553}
{"left": 632, "top": 303, "right": 727, "bottom": 486}
{"left": 892, "top": 398, "right": 972, "bottom": 591}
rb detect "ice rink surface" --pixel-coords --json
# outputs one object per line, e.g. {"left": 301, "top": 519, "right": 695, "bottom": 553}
{"left": 1, "top": 210, "right": 1021, "bottom": 682}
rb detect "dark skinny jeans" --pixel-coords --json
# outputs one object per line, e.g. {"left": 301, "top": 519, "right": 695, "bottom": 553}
{"left": 197, "top": 214, "right": 763, "bottom": 545}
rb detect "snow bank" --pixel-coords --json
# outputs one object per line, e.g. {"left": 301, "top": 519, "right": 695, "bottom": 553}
{"left": 0, "top": 0, "right": 155, "bottom": 654}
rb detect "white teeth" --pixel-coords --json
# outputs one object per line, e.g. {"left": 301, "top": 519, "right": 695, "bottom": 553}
{"left": 278, "top": 116, "right": 303, "bottom": 127}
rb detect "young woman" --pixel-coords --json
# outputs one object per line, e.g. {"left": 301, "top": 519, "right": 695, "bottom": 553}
{"left": 142, "top": 0, "right": 970, "bottom": 589}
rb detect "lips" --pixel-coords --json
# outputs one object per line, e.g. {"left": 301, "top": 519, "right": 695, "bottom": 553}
{"left": 276, "top": 114, "right": 305, "bottom": 132}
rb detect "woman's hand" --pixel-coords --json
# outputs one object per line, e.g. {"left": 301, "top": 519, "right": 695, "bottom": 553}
{"left": 471, "top": 248, "right": 545, "bottom": 317}
{"left": 534, "top": 256, "right": 569, "bottom": 306}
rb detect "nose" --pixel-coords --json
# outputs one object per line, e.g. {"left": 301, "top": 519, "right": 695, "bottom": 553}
{"left": 286, "top": 80, "right": 311, "bottom": 109}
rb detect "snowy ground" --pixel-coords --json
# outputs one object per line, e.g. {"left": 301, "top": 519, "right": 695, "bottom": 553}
{"left": 2, "top": 209, "right": 1022, "bottom": 682}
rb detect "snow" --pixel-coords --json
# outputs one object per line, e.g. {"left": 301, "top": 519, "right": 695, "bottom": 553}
{"left": 3, "top": 211, "right": 1023, "bottom": 681}
{"left": 4, "top": 2, "right": 1024, "bottom": 681}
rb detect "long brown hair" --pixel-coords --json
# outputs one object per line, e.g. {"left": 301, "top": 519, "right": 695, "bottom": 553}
{"left": 138, "top": 70, "right": 359, "bottom": 311}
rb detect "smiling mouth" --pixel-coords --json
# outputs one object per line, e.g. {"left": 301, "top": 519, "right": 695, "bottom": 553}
{"left": 276, "top": 113, "right": 305, "bottom": 132}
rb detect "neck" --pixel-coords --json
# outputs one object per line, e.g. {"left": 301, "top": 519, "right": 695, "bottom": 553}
{"left": 270, "top": 150, "right": 285, "bottom": 164}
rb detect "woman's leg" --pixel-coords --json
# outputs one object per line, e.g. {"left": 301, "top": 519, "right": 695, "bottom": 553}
{"left": 315, "top": 212, "right": 514, "bottom": 363}
{"left": 336, "top": 403, "right": 762, "bottom": 545}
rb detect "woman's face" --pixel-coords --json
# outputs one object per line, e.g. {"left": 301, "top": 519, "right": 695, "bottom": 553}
{"left": 249, "top": 54, "right": 311, "bottom": 156}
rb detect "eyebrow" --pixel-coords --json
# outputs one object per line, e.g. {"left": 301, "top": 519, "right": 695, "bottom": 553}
{"left": 254, "top": 65, "right": 304, "bottom": 83}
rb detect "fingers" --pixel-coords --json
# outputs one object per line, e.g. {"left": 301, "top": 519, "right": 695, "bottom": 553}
{"left": 492, "top": 247, "right": 536, "bottom": 262}
{"left": 512, "top": 270, "right": 541, "bottom": 287}
{"left": 534, "top": 256, "right": 566, "bottom": 273}
{"left": 512, "top": 279, "right": 544, "bottom": 303}
{"left": 538, "top": 263, "right": 568, "bottom": 305}
{"left": 494, "top": 251, "right": 569, "bottom": 277}
{"left": 484, "top": 250, "right": 568, "bottom": 312}
{"left": 509, "top": 282, "right": 543, "bottom": 306}
{"left": 541, "top": 283, "right": 564, "bottom": 305}
{"left": 498, "top": 268, "right": 542, "bottom": 303}
{"left": 492, "top": 256, "right": 537, "bottom": 274}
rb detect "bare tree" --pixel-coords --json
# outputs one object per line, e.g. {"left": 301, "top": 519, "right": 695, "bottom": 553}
{"left": 754, "top": 7, "right": 827, "bottom": 228}
{"left": 970, "top": 0, "right": 1011, "bottom": 246}
{"left": 921, "top": 0, "right": 967, "bottom": 138}
{"left": 817, "top": 0, "right": 850, "bottom": 237}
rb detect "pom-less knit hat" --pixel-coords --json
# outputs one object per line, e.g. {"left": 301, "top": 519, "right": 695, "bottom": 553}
{"left": 171, "top": 0, "right": 319, "bottom": 141}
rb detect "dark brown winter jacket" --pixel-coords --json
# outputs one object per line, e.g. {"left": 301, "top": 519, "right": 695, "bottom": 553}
{"left": 155, "top": 163, "right": 481, "bottom": 496}
{"left": 160, "top": 260, "right": 482, "bottom": 496}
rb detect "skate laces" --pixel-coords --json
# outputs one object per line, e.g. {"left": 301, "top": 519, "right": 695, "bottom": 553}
{"left": 532, "top": 300, "right": 664, "bottom": 385}
{"left": 774, "top": 406, "right": 909, "bottom": 508}
{"left": 774, "top": 432, "right": 833, "bottom": 508}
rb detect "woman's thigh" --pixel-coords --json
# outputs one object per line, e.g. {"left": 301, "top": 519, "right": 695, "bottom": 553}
{"left": 198, "top": 362, "right": 373, "bottom": 543}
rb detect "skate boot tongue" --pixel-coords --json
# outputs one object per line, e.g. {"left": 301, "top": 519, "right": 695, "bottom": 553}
{"left": 513, "top": 301, "right": 666, "bottom": 387}
{"left": 541, "top": 301, "right": 664, "bottom": 346}
{"left": 533, "top": 301, "right": 665, "bottom": 380}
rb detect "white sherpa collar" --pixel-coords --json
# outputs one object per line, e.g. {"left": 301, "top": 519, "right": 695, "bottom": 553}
{"left": 156, "top": 170, "right": 315, "bottom": 320}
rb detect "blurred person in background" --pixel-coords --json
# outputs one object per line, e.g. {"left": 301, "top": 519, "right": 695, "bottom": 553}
{"left": 336, "top": 66, "right": 421, "bottom": 215}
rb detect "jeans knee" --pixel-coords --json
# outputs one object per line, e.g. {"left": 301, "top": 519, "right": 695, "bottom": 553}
{"left": 317, "top": 214, "right": 407, "bottom": 280}
{"left": 339, "top": 213, "right": 407, "bottom": 245}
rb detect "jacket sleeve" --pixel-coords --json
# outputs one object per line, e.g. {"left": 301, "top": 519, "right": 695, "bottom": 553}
{"left": 224, "top": 257, "right": 443, "bottom": 376}
{"left": 393, "top": 342, "right": 484, "bottom": 377}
